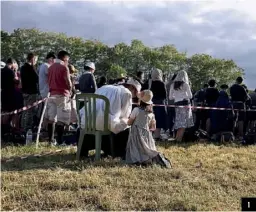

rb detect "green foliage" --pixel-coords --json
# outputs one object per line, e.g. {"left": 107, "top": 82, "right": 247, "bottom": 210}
{"left": 1, "top": 28, "right": 244, "bottom": 90}
{"left": 107, "top": 64, "right": 127, "bottom": 79}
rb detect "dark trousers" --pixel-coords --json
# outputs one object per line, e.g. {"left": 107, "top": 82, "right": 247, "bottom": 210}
{"left": 195, "top": 109, "right": 207, "bottom": 131}
{"left": 167, "top": 107, "right": 175, "bottom": 133}
{"left": 76, "top": 128, "right": 130, "bottom": 159}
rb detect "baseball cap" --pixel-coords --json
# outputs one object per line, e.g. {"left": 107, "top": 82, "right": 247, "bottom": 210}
{"left": 85, "top": 62, "right": 95, "bottom": 70}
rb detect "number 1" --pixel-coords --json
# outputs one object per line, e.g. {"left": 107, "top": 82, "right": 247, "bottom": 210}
{"left": 248, "top": 201, "right": 250, "bottom": 208}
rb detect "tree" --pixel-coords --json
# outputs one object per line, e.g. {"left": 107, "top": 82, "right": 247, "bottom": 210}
{"left": 1, "top": 28, "right": 244, "bottom": 90}
{"left": 107, "top": 64, "right": 127, "bottom": 79}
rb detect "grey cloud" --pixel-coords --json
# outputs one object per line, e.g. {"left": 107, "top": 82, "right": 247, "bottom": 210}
{"left": 1, "top": 1, "right": 255, "bottom": 88}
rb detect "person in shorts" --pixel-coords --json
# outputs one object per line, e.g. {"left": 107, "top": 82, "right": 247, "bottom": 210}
{"left": 46, "top": 50, "right": 72, "bottom": 145}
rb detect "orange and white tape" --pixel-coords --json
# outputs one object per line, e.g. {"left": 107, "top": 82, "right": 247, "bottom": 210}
{"left": 1, "top": 98, "right": 47, "bottom": 116}
{"left": 150, "top": 103, "right": 256, "bottom": 112}
{"left": 1, "top": 98, "right": 256, "bottom": 117}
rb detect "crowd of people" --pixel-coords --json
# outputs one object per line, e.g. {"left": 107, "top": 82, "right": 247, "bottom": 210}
{"left": 1, "top": 50, "right": 255, "bottom": 167}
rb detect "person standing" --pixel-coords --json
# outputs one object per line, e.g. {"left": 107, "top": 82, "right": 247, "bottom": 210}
{"left": 46, "top": 50, "right": 72, "bottom": 145}
{"left": 205, "top": 79, "right": 219, "bottom": 134}
{"left": 147, "top": 68, "right": 167, "bottom": 140}
{"left": 194, "top": 83, "right": 209, "bottom": 130}
{"left": 79, "top": 62, "right": 97, "bottom": 93}
{"left": 211, "top": 84, "right": 233, "bottom": 134}
{"left": 166, "top": 74, "right": 177, "bottom": 137}
{"left": 97, "top": 76, "right": 107, "bottom": 88}
{"left": 248, "top": 89, "right": 256, "bottom": 129}
{"left": 20, "top": 53, "right": 39, "bottom": 132}
{"left": 135, "top": 71, "right": 144, "bottom": 85}
{"left": 38, "top": 52, "right": 56, "bottom": 130}
{"left": 38, "top": 52, "right": 56, "bottom": 99}
{"left": 230, "top": 77, "right": 249, "bottom": 139}
{"left": 169, "top": 70, "right": 194, "bottom": 141}
{"left": 1, "top": 58, "right": 18, "bottom": 134}
{"left": 67, "top": 64, "right": 79, "bottom": 125}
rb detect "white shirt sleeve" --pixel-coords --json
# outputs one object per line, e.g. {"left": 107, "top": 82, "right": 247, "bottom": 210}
{"left": 169, "top": 84, "right": 174, "bottom": 100}
{"left": 45, "top": 64, "right": 49, "bottom": 75}
{"left": 130, "top": 107, "right": 140, "bottom": 119}
{"left": 121, "top": 91, "right": 132, "bottom": 120}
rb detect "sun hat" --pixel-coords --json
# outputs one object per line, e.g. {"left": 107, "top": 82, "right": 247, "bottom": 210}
{"left": 85, "top": 62, "right": 96, "bottom": 70}
{"left": 137, "top": 90, "right": 153, "bottom": 104}
{"left": 126, "top": 78, "right": 142, "bottom": 92}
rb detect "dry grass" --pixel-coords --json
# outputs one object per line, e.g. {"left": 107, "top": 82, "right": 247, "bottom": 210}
{"left": 1, "top": 141, "right": 256, "bottom": 211}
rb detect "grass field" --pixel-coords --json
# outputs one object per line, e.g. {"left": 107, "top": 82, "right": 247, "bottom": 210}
{"left": 1, "top": 141, "right": 256, "bottom": 211}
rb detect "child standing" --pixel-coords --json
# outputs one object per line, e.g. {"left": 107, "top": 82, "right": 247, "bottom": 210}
{"left": 126, "top": 90, "right": 171, "bottom": 168}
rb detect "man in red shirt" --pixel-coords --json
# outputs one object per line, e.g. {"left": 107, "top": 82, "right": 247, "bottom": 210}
{"left": 46, "top": 50, "right": 72, "bottom": 145}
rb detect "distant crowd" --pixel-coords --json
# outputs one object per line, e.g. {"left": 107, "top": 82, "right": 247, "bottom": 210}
{"left": 1, "top": 50, "right": 255, "bottom": 166}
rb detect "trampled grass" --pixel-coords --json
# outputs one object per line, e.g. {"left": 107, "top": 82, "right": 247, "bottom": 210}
{"left": 1, "top": 141, "right": 256, "bottom": 211}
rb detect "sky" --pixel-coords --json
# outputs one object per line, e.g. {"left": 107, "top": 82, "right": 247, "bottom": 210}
{"left": 1, "top": 0, "right": 256, "bottom": 89}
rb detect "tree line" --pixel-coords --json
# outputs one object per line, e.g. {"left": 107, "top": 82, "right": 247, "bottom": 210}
{"left": 1, "top": 28, "right": 244, "bottom": 90}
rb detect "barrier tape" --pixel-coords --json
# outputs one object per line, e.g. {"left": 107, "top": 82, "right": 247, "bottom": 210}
{"left": 1, "top": 97, "right": 256, "bottom": 116}
{"left": 1, "top": 98, "right": 47, "bottom": 116}
{"left": 150, "top": 103, "right": 256, "bottom": 112}
{"left": 1, "top": 146, "right": 77, "bottom": 164}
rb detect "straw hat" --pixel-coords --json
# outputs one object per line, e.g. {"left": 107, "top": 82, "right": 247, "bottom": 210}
{"left": 137, "top": 90, "right": 153, "bottom": 104}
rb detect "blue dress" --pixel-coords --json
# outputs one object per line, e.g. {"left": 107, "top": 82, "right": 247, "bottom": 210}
{"left": 211, "top": 91, "right": 233, "bottom": 133}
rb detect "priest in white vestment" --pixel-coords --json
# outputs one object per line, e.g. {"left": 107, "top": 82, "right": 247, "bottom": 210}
{"left": 78, "top": 78, "right": 141, "bottom": 159}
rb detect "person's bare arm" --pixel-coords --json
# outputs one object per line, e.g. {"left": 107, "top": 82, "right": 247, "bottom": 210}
{"left": 127, "top": 107, "right": 139, "bottom": 126}
{"left": 149, "top": 115, "right": 156, "bottom": 131}
{"left": 127, "top": 117, "right": 135, "bottom": 126}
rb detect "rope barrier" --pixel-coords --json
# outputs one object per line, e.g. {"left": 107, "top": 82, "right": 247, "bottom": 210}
{"left": 1, "top": 97, "right": 256, "bottom": 116}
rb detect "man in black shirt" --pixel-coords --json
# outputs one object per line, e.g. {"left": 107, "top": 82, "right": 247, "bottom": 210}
{"left": 205, "top": 79, "right": 219, "bottom": 134}
{"left": 230, "top": 77, "right": 249, "bottom": 138}
{"left": 1, "top": 58, "right": 18, "bottom": 134}
{"left": 194, "top": 83, "right": 209, "bottom": 130}
{"left": 79, "top": 62, "right": 97, "bottom": 94}
{"left": 248, "top": 89, "right": 256, "bottom": 129}
{"left": 20, "top": 53, "right": 39, "bottom": 132}
{"left": 1, "top": 58, "right": 17, "bottom": 112}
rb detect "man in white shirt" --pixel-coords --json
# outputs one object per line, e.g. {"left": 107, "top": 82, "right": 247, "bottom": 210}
{"left": 78, "top": 78, "right": 141, "bottom": 159}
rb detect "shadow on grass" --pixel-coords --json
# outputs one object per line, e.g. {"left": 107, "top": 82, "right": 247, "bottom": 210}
{"left": 156, "top": 139, "right": 243, "bottom": 149}
{"left": 1, "top": 152, "right": 126, "bottom": 172}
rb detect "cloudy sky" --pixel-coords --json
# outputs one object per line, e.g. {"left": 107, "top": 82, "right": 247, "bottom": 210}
{"left": 1, "top": 0, "right": 256, "bottom": 88}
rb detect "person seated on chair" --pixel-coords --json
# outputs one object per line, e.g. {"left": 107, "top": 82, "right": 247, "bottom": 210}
{"left": 77, "top": 78, "right": 141, "bottom": 159}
